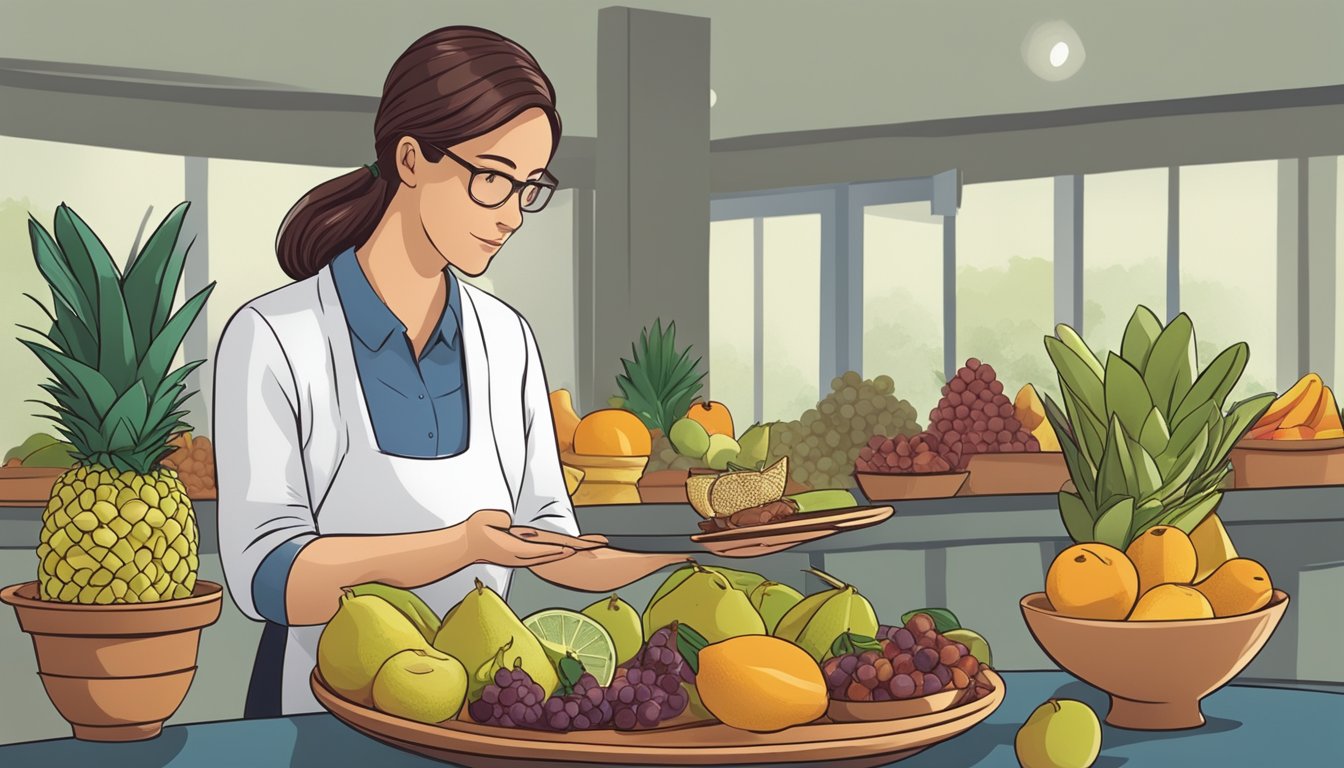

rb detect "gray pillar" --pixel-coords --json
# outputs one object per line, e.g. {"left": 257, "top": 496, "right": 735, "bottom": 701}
{"left": 595, "top": 7, "right": 711, "bottom": 413}
{"left": 573, "top": 188, "right": 598, "bottom": 413}
{"left": 183, "top": 156, "right": 211, "bottom": 436}
{"left": 1053, "top": 175, "right": 1083, "bottom": 333}
{"left": 1276, "top": 159, "right": 1303, "bottom": 391}
{"left": 1307, "top": 157, "right": 1338, "bottom": 382}
{"left": 1167, "top": 167, "right": 1181, "bottom": 323}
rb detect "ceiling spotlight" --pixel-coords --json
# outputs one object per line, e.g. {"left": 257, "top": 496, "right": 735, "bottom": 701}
{"left": 710, "top": 88, "right": 718, "bottom": 108}
{"left": 1024, "top": 20, "right": 1085, "bottom": 81}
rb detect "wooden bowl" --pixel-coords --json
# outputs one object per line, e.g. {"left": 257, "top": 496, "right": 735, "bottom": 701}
{"left": 1020, "top": 590, "right": 1288, "bottom": 730}
{"left": 0, "top": 466, "right": 67, "bottom": 507}
{"left": 855, "top": 471, "right": 969, "bottom": 501}
{"left": 962, "top": 452, "right": 1069, "bottom": 496}
{"left": 1229, "top": 438, "right": 1344, "bottom": 489}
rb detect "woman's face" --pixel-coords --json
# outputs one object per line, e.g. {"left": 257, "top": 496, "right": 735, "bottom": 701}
{"left": 413, "top": 108, "right": 555, "bottom": 277}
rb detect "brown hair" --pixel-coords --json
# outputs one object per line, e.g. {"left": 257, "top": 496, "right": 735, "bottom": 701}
{"left": 275, "top": 26, "right": 562, "bottom": 280}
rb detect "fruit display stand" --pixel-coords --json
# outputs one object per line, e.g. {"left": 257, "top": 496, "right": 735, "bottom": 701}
{"left": 1229, "top": 437, "right": 1344, "bottom": 489}
{"left": 0, "top": 467, "right": 68, "bottom": 508}
{"left": 959, "top": 453, "right": 1069, "bottom": 497}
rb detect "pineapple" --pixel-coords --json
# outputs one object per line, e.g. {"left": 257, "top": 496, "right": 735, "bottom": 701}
{"left": 615, "top": 319, "right": 707, "bottom": 436}
{"left": 22, "top": 202, "right": 213, "bottom": 604}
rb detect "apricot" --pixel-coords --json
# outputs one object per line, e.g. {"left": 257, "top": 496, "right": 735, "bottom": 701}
{"left": 1128, "top": 584, "right": 1214, "bottom": 621}
{"left": 1194, "top": 558, "right": 1273, "bottom": 617}
{"left": 1125, "top": 526, "right": 1197, "bottom": 596}
{"left": 572, "top": 409, "right": 652, "bottom": 456}
{"left": 1045, "top": 544, "right": 1139, "bottom": 620}
{"left": 686, "top": 401, "right": 735, "bottom": 438}
{"left": 695, "top": 635, "right": 827, "bottom": 733}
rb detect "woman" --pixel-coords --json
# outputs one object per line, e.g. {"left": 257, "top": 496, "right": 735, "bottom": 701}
{"left": 214, "top": 26, "right": 693, "bottom": 717}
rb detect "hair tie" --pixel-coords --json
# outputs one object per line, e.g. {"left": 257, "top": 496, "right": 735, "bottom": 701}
{"left": 365, "top": 162, "right": 380, "bottom": 179}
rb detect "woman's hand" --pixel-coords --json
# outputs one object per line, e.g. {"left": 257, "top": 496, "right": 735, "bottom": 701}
{"left": 465, "top": 510, "right": 591, "bottom": 568}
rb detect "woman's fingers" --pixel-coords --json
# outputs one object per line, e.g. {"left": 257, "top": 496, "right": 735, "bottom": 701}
{"left": 578, "top": 534, "right": 609, "bottom": 545}
{"left": 509, "top": 527, "right": 604, "bottom": 551}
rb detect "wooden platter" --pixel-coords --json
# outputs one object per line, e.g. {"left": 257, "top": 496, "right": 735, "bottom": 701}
{"left": 689, "top": 505, "right": 895, "bottom": 556}
{"left": 313, "top": 668, "right": 1004, "bottom": 767}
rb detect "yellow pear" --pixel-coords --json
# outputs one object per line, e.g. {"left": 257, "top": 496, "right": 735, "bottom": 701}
{"left": 317, "top": 592, "right": 438, "bottom": 706}
{"left": 1129, "top": 585, "right": 1214, "bottom": 621}
{"left": 1045, "top": 543, "right": 1139, "bottom": 620}
{"left": 1189, "top": 514, "right": 1238, "bottom": 582}
{"left": 1125, "top": 526, "right": 1197, "bottom": 596}
{"left": 1194, "top": 558, "right": 1273, "bottom": 617}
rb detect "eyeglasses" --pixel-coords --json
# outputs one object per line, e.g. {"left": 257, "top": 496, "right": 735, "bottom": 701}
{"left": 434, "top": 145, "right": 558, "bottom": 213}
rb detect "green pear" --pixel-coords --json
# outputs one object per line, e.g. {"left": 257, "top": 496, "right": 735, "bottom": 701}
{"left": 372, "top": 649, "right": 468, "bottom": 724}
{"left": 737, "top": 423, "right": 771, "bottom": 468}
{"left": 1015, "top": 699, "right": 1102, "bottom": 768}
{"left": 347, "top": 582, "right": 441, "bottom": 644}
{"left": 582, "top": 594, "right": 644, "bottom": 666}
{"left": 642, "top": 565, "right": 767, "bottom": 637}
{"left": 749, "top": 581, "right": 805, "bottom": 634}
{"left": 704, "top": 434, "right": 741, "bottom": 471}
{"left": 669, "top": 418, "right": 711, "bottom": 459}
{"left": 317, "top": 592, "right": 435, "bottom": 706}
{"left": 642, "top": 564, "right": 765, "bottom": 643}
{"left": 434, "top": 578, "right": 559, "bottom": 701}
{"left": 772, "top": 569, "right": 878, "bottom": 662}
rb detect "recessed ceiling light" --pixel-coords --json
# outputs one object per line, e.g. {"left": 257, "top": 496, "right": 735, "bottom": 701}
{"left": 710, "top": 88, "right": 718, "bottom": 108}
{"left": 1024, "top": 20, "right": 1085, "bottom": 81}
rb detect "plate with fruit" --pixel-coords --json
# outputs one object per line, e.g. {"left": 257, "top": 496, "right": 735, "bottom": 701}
{"left": 312, "top": 565, "right": 1002, "bottom": 766}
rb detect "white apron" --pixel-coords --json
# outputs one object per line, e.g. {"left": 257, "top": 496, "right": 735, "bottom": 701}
{"left": 277, "top": 284, "right": 516, "bottom": 715}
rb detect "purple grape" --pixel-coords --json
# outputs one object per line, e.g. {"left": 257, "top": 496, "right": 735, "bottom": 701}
{"left": 856, "top": 664, "right": 878, "bottom": 687}
{"left": 637, "top": 701, "right": 661, "bottom": 727}
{"left": 574, "top": 714, "right": 591, "bottom": 730}
{"left": 468, "top": 699, "right": 492, "bottom": 722}
{"left": 641, "top": 668, "right": 656, "bottom": 685}
{"left": 826, "top": 666, "right": 848, "bottom": 688}
{"left": 658, "top": 674, "right": 681, "bottom": 694}
{"left": 933, "top": 665, "right": 952, "bottom": 686}
{"left": 508, "top": 702, "right": 526, "bottom": 722}
{"left": 893, "top": 628, "right": 915, "bottom": 650}
{"left": 493, "top": 669, "right": 511, "bottom": 688}
{"left": 585, "top": 687, "right": 604, "bottom": 706}
{"left": 499, "top": 687, "right": 518, "bottom": 707}
{"left": 924, "top": 675, "right": 943, "bottom": 695}
{"left": 549, "top": 712, "right": 570, "bottom": 730}
{"left": 891, "top": 674, "right": 916, "bottom": 698}
{"left": 499, "top": 715, "right": 515, "bottom": 728}
{"left": 914, "top": 648, "right": 939, "bottom": 673}
{"left": 839, "top": 654, "right": 858, "bottom": 673}
{"left": 873, "top": 687, "right": 892, "bottom": 701}
{"left": 614, "top": 708, "right": 638, "bottom": 730}
{"left": 481, "top": 686, "right": 499, "bottom": 705}
{"left": 618, "top": 685, "right": 635, "bottom": 704}
{"left": 635, "top": 684, "right": 651, "bottom": 702}
{"left": 564, "top": 700, "right": 580, "bottom": 717}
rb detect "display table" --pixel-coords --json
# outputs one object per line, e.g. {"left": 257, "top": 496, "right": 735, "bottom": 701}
{"left": 0, "top": 672, "right": 1338, "bottom": 767}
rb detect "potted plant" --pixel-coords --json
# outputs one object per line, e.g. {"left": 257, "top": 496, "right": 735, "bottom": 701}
{"left": 0, "top": 202, "right": 222, "bottom": 742}
{"left": 1019, "top": 306, "right": 1289, "bottom": 730}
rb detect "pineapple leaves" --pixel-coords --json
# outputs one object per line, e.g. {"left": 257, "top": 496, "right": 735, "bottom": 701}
{"left": 20, "top": 340, "right": 117, "bottom": 416}
{"left": 1143, "top": 313, "right": 1196, "bottom": 419}
{"left": 101, "top": 382, "right": 150, "bottom": 452}
{"left": 55, "top": 205, "right": 138, "bottom": 394}
{"left": 122, "top": 201, "right": 191, "bottom": 361}
{"left": 1119, "top": 305, "right": 1163, "bottom": 375}
{"left": 1092, "top": 497, "right": 1135, "bottom": 550}
{"left": 1058, "top": 491, "right": 1095, "bottom": 543}
{"left": 615, "top": 319, "right": 706, "bottom": 434}
{"left": 1172, "top": 342, "right": 1248, "bottom": 425}
{"left": 135, "top": 284, "right": 215, "bottom": 391}
{"left": 27, "top": 219, "right": 95, "bottom": 335}
{"left": 1103, "top": 353, "right": 1152, "bottom": 439}
{"left": 1139, "top": 407, "right": 1170, "bottom": 457}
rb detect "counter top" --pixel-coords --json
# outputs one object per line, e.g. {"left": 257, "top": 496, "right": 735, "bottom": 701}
{"left": 1, "top": 672, "right": 1338, "bottom": 767}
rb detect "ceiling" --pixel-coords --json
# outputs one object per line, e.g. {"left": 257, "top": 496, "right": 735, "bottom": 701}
{"left": 2, "top": 0, "right": 1342, "bottom": 141}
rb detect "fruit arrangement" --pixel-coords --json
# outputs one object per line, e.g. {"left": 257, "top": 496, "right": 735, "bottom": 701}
{"left": 1038, "top": 306, "right": 1278, "bottom": 620}
{"left": 610, "top": 318, "right": 707, "bottom": 458}
{"left": 1013, "top": 384, "right": 1062, "bottom": 452}
{"left": 686, "top": 458, "right": 859, "bottom": 532}
{"left": 159, "top": 433, "right": 216, "bottom": 499}
{"left": 4, "top": 432, "right": 77, "bottom": 469}
{"left": 1244, "top": 372, "right": 1344, "bottom": 440}
{"left": 316, "top": 564, "right": 995, "bottom": 736}
{"left": 767, "top": 372, "right": 923, "bottom": 490}
{"left": 855, "top": 432, "right": 960, "bottom": 474}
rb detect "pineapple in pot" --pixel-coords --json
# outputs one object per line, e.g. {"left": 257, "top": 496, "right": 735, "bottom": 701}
{"left": 24, "top": 202, "right": 213, "bottom": 605}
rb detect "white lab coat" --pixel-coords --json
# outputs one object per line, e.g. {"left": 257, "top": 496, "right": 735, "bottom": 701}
{"left": 212, "top": 263, "right": 578, "bottom": 715}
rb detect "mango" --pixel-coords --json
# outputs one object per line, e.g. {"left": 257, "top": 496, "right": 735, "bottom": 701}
{"left": 1125, "top": 526, "right": 1197, "bottom": 597}
{"left": 696, "top": 635, "right": 827, "bottom": 733}
{"left": 1128, "top": 584, "right": 1214, "bottom": 621}
{"left": 1194, "top": 558, "right": 1273, "bottom": 617}
{"left": 1189, "top": 513, "right": 1238, "bottom": 582}
{"left": 1045, "top": 543, "right": 1139, "bottom": 620}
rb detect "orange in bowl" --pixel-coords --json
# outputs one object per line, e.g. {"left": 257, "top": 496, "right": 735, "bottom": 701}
{"left": 573, "top": 409, "right": 652, "bottom": 457}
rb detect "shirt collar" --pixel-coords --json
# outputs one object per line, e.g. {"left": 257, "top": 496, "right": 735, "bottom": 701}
{"left": 331, "top": 248, "right": 462, "bottom": 353}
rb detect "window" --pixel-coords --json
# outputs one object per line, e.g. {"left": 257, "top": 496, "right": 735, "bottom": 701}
{"left": 761, "top": 214, "right": 822, "bottom": 422}
{"left": 1336, "top": 156, "right": 1344, "bottom": 391}
{"left": 1179, "top": 161, "right": 1278, "bottom": 401}
{"left": 955, "top": 178, "right": 1056, "bottom": 394}
{"left": 709, "top": 219, "right": 756, "bottom": 425}
{"left": 862, "top": 202, "right": 945, "bottom": 424}
{"left": 1083, "top": 168, "right": 1169, "bottom": 356}
{"left": 0, "top": 136, "right": 184, "bottom": 454}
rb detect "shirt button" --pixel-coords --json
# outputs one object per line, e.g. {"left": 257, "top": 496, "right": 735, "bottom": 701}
{"left": 428, "top": 432, "right": 435, "bottom": 438}
{"left": 419, "top": 394, "right": 425, "bottom": 400}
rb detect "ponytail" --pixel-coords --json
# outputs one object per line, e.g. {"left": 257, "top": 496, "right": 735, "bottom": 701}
{"left": 275, "top": 166, "right": 394, "bottom": 281}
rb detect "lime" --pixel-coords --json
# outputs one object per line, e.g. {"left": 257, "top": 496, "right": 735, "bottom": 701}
{"left": 523, "top": 609, "right": 618, "bottom": 687}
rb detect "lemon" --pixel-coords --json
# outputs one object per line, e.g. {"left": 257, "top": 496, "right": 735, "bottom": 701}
{"left": 523, "top": 608, "right": 618, "bottom": 687}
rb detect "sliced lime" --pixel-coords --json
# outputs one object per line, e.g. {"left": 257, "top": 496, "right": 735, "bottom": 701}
{"left": 523, "top": 608, "right": 618, "bottom": 687}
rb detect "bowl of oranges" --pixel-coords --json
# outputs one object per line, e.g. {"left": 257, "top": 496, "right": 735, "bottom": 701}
{"left": 1021, "top": 513, "right": 1288, "bottom": 731}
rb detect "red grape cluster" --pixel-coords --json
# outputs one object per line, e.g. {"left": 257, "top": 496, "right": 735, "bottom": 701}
{"left": 469, "top": 667, "right": 548, "bottom": 728}
{"left": 929, "top": 359, "right": 1039, "bottom": 469}
{"left": 606, "top": 625, "right": 692, "bottom": 730}
{"left": 822, "top": 613, "right": 982, "bottom": 702}
{"left": 856, "top": 432, "right": 960, "bottom": 474}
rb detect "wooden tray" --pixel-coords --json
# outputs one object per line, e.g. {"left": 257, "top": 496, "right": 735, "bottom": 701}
{"left": 691, "top": 506, "right": 894, "bottom": 543}
{"left": 855, "top": 472, "right": 968, "bottom": 501}
{"left": 0, "top": 467, "right": 65, "bottom": 507}
{"left": 312, "top": 668, "right": 1004, "bottom": 767}
{"left": 961, "top": 452, "right": 1069, "bottom": 496}
{"left": 1230, "top": 438, "right": 1344, "bottom": 489}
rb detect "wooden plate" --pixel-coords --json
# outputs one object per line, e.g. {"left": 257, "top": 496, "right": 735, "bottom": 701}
{"left": 695, "top": 528, "right": 841, "bottom": 557}
{"left": 312, "top": 668, "right": 1004, "bottom": 767}
{"left": 854, "top": 472, "right": 968, "bottom": 501}
{"left": 690, "top": 506, "right": 894, "bottom": 543}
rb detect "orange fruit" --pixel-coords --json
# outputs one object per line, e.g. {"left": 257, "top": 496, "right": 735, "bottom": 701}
{"left": 696, "top": 636, "right": 827, "bottom": 732}
{"left": 1125, "top": 526, "right": 1197, "bottom": 596}
{"left": 1045, "top": 543, "right": 1139, "bottom": 620}
{"left": 573, "top": 409, "right": 652, "bottom": 456}
{"left": 686, "top": 401, "right": 734, "bottom": 437}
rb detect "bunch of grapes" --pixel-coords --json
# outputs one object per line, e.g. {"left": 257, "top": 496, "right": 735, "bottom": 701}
{"left": 645, "top": 432, "right": 707, "bottom": 473}
{"left": 539, "top": 673, "right": 613, "bottom": 731}
{"left": 605, "top": 625, "right": 692, "bottom": 730}
{"left": 856, "top": 432, "right": 961, "bottom": 474}
{"left": 769, "top": 372, "right": 922, "bottom": 490}
{"left": 927, "top": 359, "right": 1039, "bottom": 469}
{"left": 823, "top": 614, "right": 982, "bottom": 703}
{"left": 469, "top": 667, "right": 548, "bottom": 728}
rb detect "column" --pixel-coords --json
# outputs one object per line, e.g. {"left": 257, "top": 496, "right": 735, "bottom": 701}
{"left": 1307, "top": 157, "right": 1337, "bottom": 381}
{"left": 592, "top": 7, "right": 711, "bottom": 412}
{"left": 1053, "top": 175, "right": 1083, "bottom": 333}
{"left": 1276, "top": 159, "right": 1303, "bottom": 390}
{"left": 183, "top": 156, "right": 211, "bottom": 435}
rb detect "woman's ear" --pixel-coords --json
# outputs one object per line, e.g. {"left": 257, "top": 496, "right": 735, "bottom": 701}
{"left": 396, "top": 137, "right": 421, "bottom": 188}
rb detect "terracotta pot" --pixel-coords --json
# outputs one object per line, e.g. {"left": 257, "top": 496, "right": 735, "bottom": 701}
{"left": 1229, "top": 438, "right": 1344, "bottom": 489}
{"left": 1020, "top": 590, "right": 1288, "bottom": 730}
{"left": 637, "top": 470, "right": 691, "bottom": 504}
{"left": 0, "top": 466, "right": 66, "bottom": 507}
{"left": 963, "top": 452, "right": 1069, "bottom": 496}
{"left": 1, "top": 580, "right": 223, "bottom": 741}
{"left": 854, "top": 471, "right": 968, "bottom": 501}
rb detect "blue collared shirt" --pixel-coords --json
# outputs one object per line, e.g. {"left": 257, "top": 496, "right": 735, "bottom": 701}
{"left": 249, "top": 248, "right": 470, "bottom": 626}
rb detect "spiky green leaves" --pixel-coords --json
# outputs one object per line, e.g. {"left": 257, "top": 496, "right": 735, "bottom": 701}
{"left": 616, "top": 319, "right": 707, "bottom": 435}
{"left": 1043, "top": 306, "right": 1274, "bottom": 550}
{"left": 21, "top": 202, "right": 214, "bottom": 474}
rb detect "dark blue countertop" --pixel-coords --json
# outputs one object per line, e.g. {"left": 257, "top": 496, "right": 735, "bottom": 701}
{"left": 0, "top": 672, "right": 1340, "bottom": 767}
